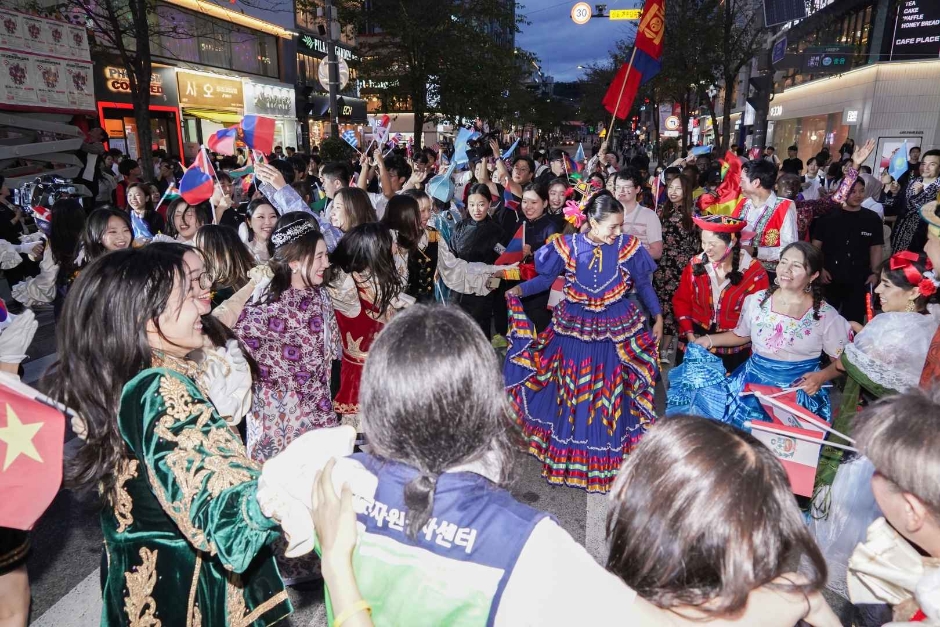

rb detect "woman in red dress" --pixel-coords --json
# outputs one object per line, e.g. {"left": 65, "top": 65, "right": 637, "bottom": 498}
{"left": 672, "top": 215, "right": 770, "bottom": 373}
{"left": 328, "top": 222, "right": 410, "bottom": 430}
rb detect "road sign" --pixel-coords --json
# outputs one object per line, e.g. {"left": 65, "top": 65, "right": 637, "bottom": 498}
{"left": 772, "top": 37, "right": 787, "bottom": 65}
{"left": 801, "top": 45, "right": 853, "bottom": 74}
{"left": 571, "top": 2, "right": 592, "bottom": 24}
{"left": 610, "top": 9, "right": 641, "bottom": 19}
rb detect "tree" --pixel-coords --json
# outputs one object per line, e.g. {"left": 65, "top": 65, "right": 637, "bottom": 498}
{"left": 713, "top": 0, "right": 765, "bottom": 152}
{"left": 340, "top": 0, "right": 520, "bottom": 146}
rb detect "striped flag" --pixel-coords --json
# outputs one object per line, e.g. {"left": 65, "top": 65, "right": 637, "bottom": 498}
{"left": 341, "top": 129, "right": 358, "bottom": 150}
{"left": 495, "top": 224, "right": 525, "bottom": 265}
{"left": 503, "top": 187, "right": 519, "bottom": 211}
{"left": 207, "top": 126, "right": 238, "bottom": 155}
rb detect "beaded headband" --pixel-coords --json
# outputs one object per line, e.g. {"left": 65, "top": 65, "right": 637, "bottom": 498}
{"left": 271, "top": 219, "right": 317, "bottom": 249}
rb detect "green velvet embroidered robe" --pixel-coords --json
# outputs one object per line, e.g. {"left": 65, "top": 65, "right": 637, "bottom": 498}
{"left": 101, "top": 367, "right": 292, "bottom": 626}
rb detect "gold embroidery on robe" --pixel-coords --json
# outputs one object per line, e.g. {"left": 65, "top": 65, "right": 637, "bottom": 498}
{"left": 124, "top": 547, "right": 161, "bottom": 627}
{"left": 114, "top": 458, "right": 139, "bottom": 533}
{"left": 344, "top": 333, "right": 368, "bottom": 362}
{"left": 186, "top": 555, "right": 202, "bottom": 627}
{"left": 226, "top": 573, "right": 248, "bottom": 626}
{"left": 764, "top": 228, "right": 780, "bottom": 246}
{"left": 147, "top": 375, "right": 259, "bottom": 557}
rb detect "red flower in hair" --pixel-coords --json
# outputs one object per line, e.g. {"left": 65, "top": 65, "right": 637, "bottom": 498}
{"left": 919, "top": 278, "right": 937, "bottom": 297}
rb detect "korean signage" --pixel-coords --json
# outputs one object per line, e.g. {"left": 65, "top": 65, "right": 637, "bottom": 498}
{"left": 801, "top": 46, "right": 853, "bottom": 73}
{"left": 177, "top": 70, "right": 243, "bottom": 112}
{"left": 0, "top": 9, "right": 94, "bottom": 113}
{"left": 891, "top": 0, "right": 940, "bottom": 61}
{"left": 297, "top": 34, "right": 358, "bottom": 62}
{"left": 243, "top": 81, "right": 294, "bottom": 118}
{"left": 95, "top": 63, "right": 179, "bottom": 106}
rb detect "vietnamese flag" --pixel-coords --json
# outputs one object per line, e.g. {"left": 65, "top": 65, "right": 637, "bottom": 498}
{"left": 0, "top": 380, "right": 65, "bottom": 530}
{"left": 496, "top": 224, "right": 526, "bottom": 265}
{"left": 240, "top": 115, "right": 276, "bottom": 156}
{"left": 602, "top": 0, "right": 664, "bottom": 120}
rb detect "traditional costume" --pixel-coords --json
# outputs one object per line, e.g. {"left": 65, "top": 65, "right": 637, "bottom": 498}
{"left": 504, "top": 233, "right": 661, "bottom": 493}
{"left": 667, "top": 289, "right": 852, "bottom": 428}
{"left": 732, "top": 193, "right": 798, "bottom": 273}
{"left": 672, "top": 216, "right": 770, "bottom": 372}
{"left": 405, "top": 227, "right": 440, "bottom": 303}
{"left": 101, "top": 355, "right": 290, "bottom": 626}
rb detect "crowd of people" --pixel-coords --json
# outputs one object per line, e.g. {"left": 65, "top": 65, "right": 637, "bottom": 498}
{"left": 0, "top": 127, "right": 937, "bottom": 626}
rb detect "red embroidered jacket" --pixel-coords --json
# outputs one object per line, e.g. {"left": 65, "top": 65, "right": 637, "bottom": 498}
{"left": 673, "top": 254, "right": 770, "bottom": 336}
{"left": 732, "top": 196, "right": 796, "bottom": 248}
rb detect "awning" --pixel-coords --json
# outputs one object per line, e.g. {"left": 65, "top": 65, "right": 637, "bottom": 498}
{"left": 307, "top": 95, "right": 368, "bottom": 123}
{"left": 182, "top": 108, "right": 243, "bottom": 124}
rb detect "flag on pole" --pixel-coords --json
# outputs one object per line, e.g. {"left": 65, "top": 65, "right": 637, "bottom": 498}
{"left": 496, "top": 224, "right": 526, "bottom": 265}
{"left": 240, "top": 115, "right": 276, "bottom": 156}
{"left": 341, "top": 129, "right": 359, "bottom": 150}
{"left": 503, "top": 187, "right": 520, "bottom": 211}
{"left": 207, "top": 126, "right": 238, "bottom": 155}
{"left": 373, "top": 114, "right": 391, "bottom": 146}
{"left": 179, "top": 148, "right": 216, "bottom": 205}
{"left": 453, "top": 127, "right": 479, "bottom": 165}
{"left": 575, "top": 142, "right": 585, "bottom": 165}
{"left": 563, "top": 152, "right": 581, "bottom": 175}
{"left": 501, "top": 138, "right": 521, "bottom": 160}
{"left": 888, "top": 140, "right": 909, "bottom": 181}
{"left": 602, "top": 0, "right": 664, "bottom": 120}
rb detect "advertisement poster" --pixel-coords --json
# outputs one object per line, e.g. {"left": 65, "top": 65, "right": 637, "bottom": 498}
{"left": 0, "top": 10, "right": 24, "bottom": 51}
{"left": 34, "top": 57, "right": 67, "bottom": 107}
{"left": 0, "top": 51, "right": 37, "bottom": 104}
{"left": 876, "top": 136, "right": 922, "bottom": 171}
{"left": 64, "top": 61, "right": 93, "bottom": 110}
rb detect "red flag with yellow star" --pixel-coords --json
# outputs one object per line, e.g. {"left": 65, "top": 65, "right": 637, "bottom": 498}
{"left": 0, "top": 381, "right": 64, "bottom": 530}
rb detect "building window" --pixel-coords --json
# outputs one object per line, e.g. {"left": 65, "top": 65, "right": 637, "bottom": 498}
{"left": 156, "top": 6, "right": 198, "bottom": 63}
{"left": 298, "top": 53, "right": 322, "bottom": 88}
{"left": 231, "top": 27, "right": 261, "bottom": 75}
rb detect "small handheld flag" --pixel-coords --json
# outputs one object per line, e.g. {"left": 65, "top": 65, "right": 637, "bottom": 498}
{"left": 130, "top": 211, "right": 153, "bottom": 239}
{"left": 207, "top": 126, "right": 238, "bottom": 156}
{"left": 501, "top": 139, "right": 520, "bottom": 161}
{"left": 888, "top": 141, "right": 909, "bottom": 181}
{"left": 503, "top": 187, "right": 520, "bottom": 212}
{"left": 240, "top": 115, "right": 276, "bottom": 156}
{"left": 179, "top": 168, "right": 214, "bottom": 205}
{"left": 496, "top": 224, "right": 525, "bottom": 265}
{"left": 341, "top": 129, "right": 359, "bottom": 151}
{"left": 574, "top": 143, "right": 585, "bottom": 165}
{"left": 26, "top": 205, "right": 52, "bottom": 236}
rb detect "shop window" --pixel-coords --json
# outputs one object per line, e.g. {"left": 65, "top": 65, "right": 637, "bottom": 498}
{"left": 259, "top": 34, "right": 278, "bottom": 78}
{"left": 197, "top": 17, "right": 231, "bottom": 68}
{"left": 156, "top": 6, "right": 198, "bottom": 63}
{"left": 298, "top": 54, "right": 322, "bottom": 87}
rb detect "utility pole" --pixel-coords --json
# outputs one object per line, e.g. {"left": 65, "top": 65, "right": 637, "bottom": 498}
{"left": 325, "top": 0, "right": 340, "bottom": 139}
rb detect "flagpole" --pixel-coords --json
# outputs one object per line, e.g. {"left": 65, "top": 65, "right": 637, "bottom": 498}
{"left": 607, "top": 46, "right": 639, "bottom": 149}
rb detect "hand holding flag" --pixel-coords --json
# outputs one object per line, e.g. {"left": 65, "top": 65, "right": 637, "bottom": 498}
{"left": 888, "top": 141, "right": 909, "bottom": 181}
{"left": 240, "top": 115, "right": 276, "bottom": 156}
{"left": 496, "top": 224, "right": 526, "bottom": 265}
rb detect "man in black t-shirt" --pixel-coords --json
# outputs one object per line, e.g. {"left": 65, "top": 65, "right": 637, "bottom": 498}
{"left": 781, "top": 146, "right": 803, "bottom": 175}
{"left": 811, "top": 179, "right": 884, "bottom": 324}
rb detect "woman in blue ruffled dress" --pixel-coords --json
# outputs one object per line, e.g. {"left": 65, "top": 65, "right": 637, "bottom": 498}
{"left": 669, "top": 241, "right": 852, "bottom": 427}
{"left": 504, "top": 191, "right": 662, "bottom": 493}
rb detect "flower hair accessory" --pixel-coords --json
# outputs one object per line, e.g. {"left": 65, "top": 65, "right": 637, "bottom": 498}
{"left": 890, "top": 251, "right": 933, "bottom": 287}
{"left": 271, "top": 219, "right": 317, "bottom": 249}
{"left": 920, "top": 270, "right": 939, "bottom": 297}
{"left": 563, "top": 200, "right": 586, "bottom": 228}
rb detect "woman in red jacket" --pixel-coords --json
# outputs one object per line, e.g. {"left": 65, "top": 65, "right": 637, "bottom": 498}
{"left": 672, "top": 215, "right": 769, "bottom": 373}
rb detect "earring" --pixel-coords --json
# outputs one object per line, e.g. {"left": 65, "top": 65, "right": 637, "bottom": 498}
{"left": 804, "top": 283, "right": 812, "bottom": 293}
{"left": 907, "top": 300, "right": 917, "bottom": 312}
{"left": 773, "top": 276, "right": 780, "bottom": 286}
{"left": 292, "top": 268, "right": 298, "bottom": 274}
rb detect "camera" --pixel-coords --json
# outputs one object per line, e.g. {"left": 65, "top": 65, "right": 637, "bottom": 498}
{"left": 12, "top": 175, "right": 77, "bottom": 210}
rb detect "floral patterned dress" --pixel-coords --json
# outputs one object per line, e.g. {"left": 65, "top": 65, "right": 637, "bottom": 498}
{"left": 653, "top": 210, "right": 700, "bottom": 335}
{"left": 234, "top": 286, "right": 340, "bottom": 463}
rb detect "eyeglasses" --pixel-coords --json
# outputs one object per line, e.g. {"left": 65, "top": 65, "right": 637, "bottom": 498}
{"left": 191, "top": 272, "right": 212, "bottom": 291}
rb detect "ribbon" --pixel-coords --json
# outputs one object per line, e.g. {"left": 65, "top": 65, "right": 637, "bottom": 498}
{"left": 563, "top": 200, "right": 585, "bottom": 229}
{"left": 889, "top": 251, "right": 931, "bottom": 286}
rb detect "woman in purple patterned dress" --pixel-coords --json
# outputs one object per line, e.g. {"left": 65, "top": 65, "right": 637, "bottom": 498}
{"left": 234, "top": 217, "right": 339, "bottom": 463}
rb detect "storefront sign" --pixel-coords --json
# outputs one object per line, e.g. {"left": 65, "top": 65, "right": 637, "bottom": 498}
{"left": 842, "top": 108, "right": 860, "bottom": 125}
{"left": 297, "top": 34, "right": 358, "bottom": 62}
{"left": 307, "top": 94, "right": 367, "bottom": 123}
{"left": 769, "top": 105, "right": 783, "bottom": 117}
{"left": 177, "top": 70, "right": 243, "bottom": 112}
{"left": 891, "top": 0, "right": 940, "bottom": 61}
{"left": 95, "top": 63, "right": 179, "bottom": 106}
{"left": 244, "top": 81, "right": 294, "bottom": 118}
{"left": 801, "top": 46, "right": 853, "bottom": 74}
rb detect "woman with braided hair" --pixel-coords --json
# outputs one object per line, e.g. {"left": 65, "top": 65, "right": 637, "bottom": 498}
{"left": 672, "top": 242, "right": 851, "bottom": 429}
{"left": 671, "top": 215, "right": 769, "bottom": 373}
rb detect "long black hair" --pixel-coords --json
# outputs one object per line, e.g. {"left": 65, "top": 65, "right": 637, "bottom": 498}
{"left": 165, "top": 198, "right": 212, "bottom": 239}
{"left": 879, "top": 251, "right": 937, "bottom": 312}
{"left": 54, "top": 243, "right": 192, "bottom": 500}
{"left": 693, "top": 232, "right": 744, "bottom": 286}
{"left": 81, "top": 208, "right": 131, "bottom": 264}
{"left": 362, "top": 305, "right": 519, "bottom": 538}
{"left": 49, "top": 198, "right": 86, "bottom": 281}
{"left": 661, "top": 174, "right": 695, "bottom": 231}
{"left": 761, "top": 241, "right": 825, "bottom": 320}
{"left": 382, "top": 194, "right": 421, "bottom": 253}
{"left": 331, "top": 222, "right": 403, "bottom": 318}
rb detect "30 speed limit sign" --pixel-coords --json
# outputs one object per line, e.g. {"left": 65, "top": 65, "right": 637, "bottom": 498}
{"left": 571, "top": 2, "right": 592, "bottom": 24}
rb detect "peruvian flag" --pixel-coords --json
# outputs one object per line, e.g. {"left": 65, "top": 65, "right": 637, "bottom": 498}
{"left": 746, "top": 384, "right": 829, "bottom": 497}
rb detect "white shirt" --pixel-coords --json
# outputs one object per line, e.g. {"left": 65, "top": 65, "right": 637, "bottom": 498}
{"left": 704, "top": 250, "right": 755, "bottom": 323}
{"left": 800, "top": 174, "right": 824, "bottom": 200}
{"left": 621, "top": 203, "right": 663, "bottom": 247}
{"left": 737, "top": 192, "right": 798, "bottom": 263}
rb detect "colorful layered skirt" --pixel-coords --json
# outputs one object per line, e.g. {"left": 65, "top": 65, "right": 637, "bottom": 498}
{"left": 503, "top": 294, "right": 658, "bottom": 493}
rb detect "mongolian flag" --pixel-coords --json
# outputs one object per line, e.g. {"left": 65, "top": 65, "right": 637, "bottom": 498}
{"left": 0, "top": 374, "right": 66, "bottom": 530}
{"left": 503, "top": 187, "right": 520, "bottom": 211}
{"left": 602, "top": 0, "right": 664, "bottom": 119}
{"left": 496, "top": 224, "right": 525, "bottom": 265}
{"left": 207, "top": 126, "right": 238, "bottom": 155}
{"left": 27, "top": 205, "right": 52, "bottom": 236}
{"left": 240, "top": 115, "right": 276, "bottom": 156}
{"left": 697, "top": 151, "right": 742, "bottom": 216}
{"left": 179, "top": 149, "right": 216, "bottom": 205}
{"left": 563, "top": 152, "right": 581, "bottom": 175}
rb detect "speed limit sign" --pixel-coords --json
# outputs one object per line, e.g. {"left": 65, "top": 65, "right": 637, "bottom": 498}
{"left": 571, "top": 2, "right": 592, "bottom": 24}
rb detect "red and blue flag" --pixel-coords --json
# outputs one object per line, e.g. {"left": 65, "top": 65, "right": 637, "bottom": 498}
{"left": 179, "top": 149, "right": 216, "bottom": 205}
{"left": 496, "top": 223, "right": 525, "bottom": 265}
{"left": 240, "top": 115, "right": 276, "bottom": 156}
{"left": 503, "top": 187, "right": 520, "bottom": 212}
{"left": 602, "top": 0, "right": 664, "bottom": 119}
{"left": 207, "top": 126, "right": 238, "bottom": 155}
